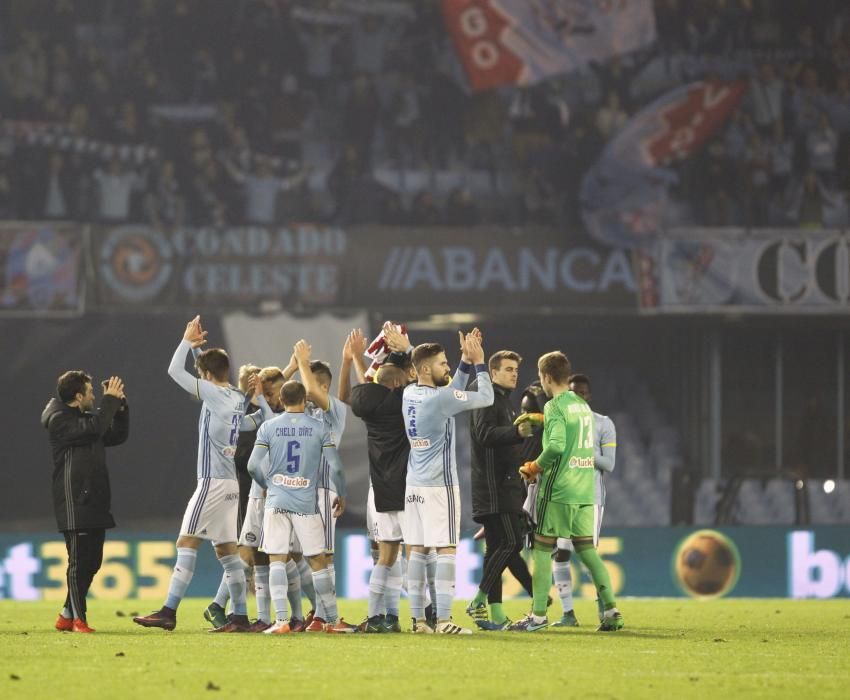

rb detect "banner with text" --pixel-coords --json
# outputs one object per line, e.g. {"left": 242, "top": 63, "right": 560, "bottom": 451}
{"left": 0, "top": 222, "right": 85, "bottom": 316}
{"left": 441, "top": 0, "right": 656, "bottom": 91}
{"left": 638, "top": 228, "right": 850, "bottom": 313}
{"left": 91, "top": 224, "right": 637, "bottom": 312}
{"left": 2, "top": 527, "right": 847, "bottom": 601}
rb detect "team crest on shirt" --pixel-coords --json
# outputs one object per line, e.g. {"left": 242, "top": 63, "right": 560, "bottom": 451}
{"left": 453, "top": 390, "right": 467, "bottom": 401}
{"left": 272, "top": 474, "right": 310, "bottom": 488}
{"left": 223, "top": 446, "right": 236, "bottom": 457}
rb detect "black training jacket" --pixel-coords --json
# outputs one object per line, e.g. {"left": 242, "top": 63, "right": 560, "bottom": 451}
{"left": 41, "top": 395, "right": 129, "bottom": 531}
{"left": 469, "top": 381, "right": 526, "bottom": 521}
{"left": 349, "top": 382, "right": 409, "bottom": 513}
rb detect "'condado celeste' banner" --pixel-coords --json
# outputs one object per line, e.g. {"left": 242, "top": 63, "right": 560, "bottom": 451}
{"left": 1, "top": 527, "right": 848, "bottom": 601}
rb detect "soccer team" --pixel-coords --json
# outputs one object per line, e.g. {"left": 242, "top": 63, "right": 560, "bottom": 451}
{"left": 50, "top": 314, "right": 623, "bottom": 635}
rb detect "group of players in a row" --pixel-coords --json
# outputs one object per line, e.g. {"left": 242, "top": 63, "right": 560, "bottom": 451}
{"left": 131, "top": 317, "right": 623, "bottom": 634}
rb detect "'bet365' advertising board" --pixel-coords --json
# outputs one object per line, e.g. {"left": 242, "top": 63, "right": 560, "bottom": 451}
{"left": 0, "top": 527, "right": 848, "bottom": 601}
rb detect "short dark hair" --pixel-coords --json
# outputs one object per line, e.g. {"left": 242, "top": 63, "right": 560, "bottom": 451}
{"left": 538, "top": 351, "right": 572, "bottom": 385}
{"left": 567, "top": 373, "right": 590, "bottom": 388}
{"left": 258, "top": 366, "right": 284, "bottom": 384}
{"left": 309, "top": 360, "right": 332, "bottom": 385}
{"left": 196, "top": 348, "right": 230, "bottom": 382}
{"left": 386, "top": 352, "right": 413, "bottom": 372}
{"left": 411, "top": 343, "right": 444, "bottom": 371}
{"left": 281, "top": 380, "right": 307, "bottom": 407}
{"left": 57, "top": 370, "right": 92, "bottom": 403}
{"left": 375, "top": 364, "right": 407, "bottom": 388}
{"left": 489, "top": 350, "right": 522, "bottom": 371}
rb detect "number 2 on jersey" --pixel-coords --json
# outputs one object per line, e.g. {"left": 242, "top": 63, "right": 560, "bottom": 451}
{"left": 577, "top": 415, "right": 593, "bottom": 450}
{"left": 286, "top": 441, "right": 301, "bottom": 474}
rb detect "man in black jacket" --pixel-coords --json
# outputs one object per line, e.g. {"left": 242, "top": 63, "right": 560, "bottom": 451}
{"left": 467, "top": 351, "right": 535, "bottom": 630}
{"left": 349, "top": 351, "right": 413, "bottom": 633}
{"left": 41, "top": 371, "right": 128, "bottom": 633}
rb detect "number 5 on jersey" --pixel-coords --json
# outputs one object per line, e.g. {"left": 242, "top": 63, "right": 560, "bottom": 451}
{"left": 286, "top": 441, "right": 301, "bottom": 474}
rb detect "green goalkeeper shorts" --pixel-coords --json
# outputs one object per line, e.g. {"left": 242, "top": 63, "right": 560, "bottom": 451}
{"left": 535, "top": 500, "right": 597, "bottom": 540}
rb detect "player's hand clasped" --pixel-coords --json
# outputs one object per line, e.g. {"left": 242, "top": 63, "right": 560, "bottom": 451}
{"left": 518, "top": 460, "right": 542, "bottom": 483}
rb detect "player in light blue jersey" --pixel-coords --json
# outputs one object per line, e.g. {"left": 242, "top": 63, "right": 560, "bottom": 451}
{"left": 293, "top": 337, "right": 349, "bottom": 627}
{"left": 550, "top": 373, "right": 617, "bottom": 628}
{"left": 247, "top": 380, "right": 355, "bottom": 634}
{"left": 134, "top": 316, "right": 273, "bottom": 633}
{"left": 402, "top": 330, "right": 494, "bottom": 634}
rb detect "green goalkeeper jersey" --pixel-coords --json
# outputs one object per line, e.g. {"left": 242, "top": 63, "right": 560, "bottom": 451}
{"left": 535, "top": 390, "right": 596, "bottom": 504}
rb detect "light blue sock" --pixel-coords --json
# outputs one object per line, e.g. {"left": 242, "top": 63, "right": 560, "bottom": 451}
{"left": 435, "top": 553, "right": 456, "bottom": 622}
{"left": 368, "top": 564, "right": 390, "bottom": 618}
{"left": 213, "top": 573, "right": 229, "bottom": 609}
{"left": 254, "top": 564, "right": 271, "bottom": 624}
{"left": 165, "top": 547, "right": 197, "bottom": 610}
{"left": 401, "top": 551, "right": 408, "bottom": 593}
{"left": 296, "top": 558, "right": 316, "bottom": 609}
{"left": 269, "top": 561, "right": 288, "bottom": 622}
{"left": 426, "top": 550, "right": 438, "bottom": 608}
{"left": 385, "top": 557, "right": 403, "bottom": 617}
{"left": 312, "top": 568, "right": 338, "bottom": 624}
{"left": 285, "top": 560, "right": 303, "bottom": 619}
{"left": 408, "top": 551, "right": 427, "bottom": 621}
{"left": 220, "top": 554, "right": 247, "bottom": 616}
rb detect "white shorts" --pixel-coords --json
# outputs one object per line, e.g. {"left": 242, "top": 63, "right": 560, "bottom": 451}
{"left": 179, "top": 477, "right": 239, "bottom": 545}
{"left": 401, "top": 484, "right": 460, "bottom": 548}
{"left": 260, "top": 508, "right": 327, "bottom": 557}
{"left": 556, "top": 505, "right": 604, "bottom": 549}
{"left": 375, "top": 510, "right": 404, "bottom": 543}
{"left": 366, "top": 485, "right": 378, "bottom": 542}
{"left": 317, "top": 487, "right": 338, "bottom": 553}
{"left": 238, "top": 496, "right": 265, "bottom": 547}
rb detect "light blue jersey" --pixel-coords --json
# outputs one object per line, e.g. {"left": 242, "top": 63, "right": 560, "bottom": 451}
{"left": 593, "top": 412, "right": 617, "bottom": 506}
{"left": 168, "top": 340, "right": 272, "bottom": 480}
{"left": 403, "top": 363, "right": 494, "bottom": 488}
{"left": 307, "top": 395, "right": 347, "bottom": 491}
{"left": 249, "top": 412, "right": 344, "bottom": 514}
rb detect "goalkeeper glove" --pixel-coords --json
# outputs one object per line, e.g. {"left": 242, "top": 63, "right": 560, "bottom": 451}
{"left": 519, "top": 461, "right": 542, "bottom": 483}
{"left": 514, "top": 412, "right": 544, "bottom": 427}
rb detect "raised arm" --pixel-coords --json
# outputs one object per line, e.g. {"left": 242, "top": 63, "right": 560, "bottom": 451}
{"left": 168, "top": 317, "right": 208, "bottom": 397}
{"left": 294, "top": 339, "right": 329, "bottom": 410}
{"left": 103, "top": 398, "right": 130, "bottom": 447}
{"left": 241, "top": 392, "right": 273, "bottom": 430}
{"left": 339, "top": 329, "right": 369, "bottom": 403}
{"left": 49, "top": 389, "right": 123, "bottom": 448}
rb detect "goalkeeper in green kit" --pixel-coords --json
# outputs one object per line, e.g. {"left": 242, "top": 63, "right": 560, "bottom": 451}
{"left": 510, "top": 351, "right": 623, "bottom": 632}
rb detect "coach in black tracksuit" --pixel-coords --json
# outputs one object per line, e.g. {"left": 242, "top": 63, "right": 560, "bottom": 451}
{"left": 469, "top": 351, "right": 535, "bottom": 615}
{"left": 41, "top": 371, "right": 129, "bottom": 631}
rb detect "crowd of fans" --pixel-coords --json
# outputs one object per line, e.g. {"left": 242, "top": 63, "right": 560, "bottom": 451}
{"left": 2, "top": 0, "right": 850, "bottom": 232}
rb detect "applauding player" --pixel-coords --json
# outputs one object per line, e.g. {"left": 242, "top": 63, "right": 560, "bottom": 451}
{"left": 402, "top": 330, "right": 494, "bottom": 634}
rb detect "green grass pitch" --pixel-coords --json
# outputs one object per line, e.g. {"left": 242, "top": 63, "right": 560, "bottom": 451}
{"left": 1, "top": 598, "right": 848, "bottom": 699}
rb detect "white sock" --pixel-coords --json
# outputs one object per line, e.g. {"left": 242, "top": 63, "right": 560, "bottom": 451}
{"left": 269, "top": 561, "right": 288, "bottom": 622}
{"left": 385, "top": 557, "right": 403, "bottom": 618}
{"left": 312, "top": 568, "right": 337, "bottom": 624}
{"left": 254, "top": 564, "right": 271, "bottom": 624}
{"left": 553, "top": 560, "right": 574, "bottom": 614}
{"left": 435, "top": 553, "right": 456, "bottom": 622}
{"left": 368, "top": 564, "right": 389, "bottom": 618}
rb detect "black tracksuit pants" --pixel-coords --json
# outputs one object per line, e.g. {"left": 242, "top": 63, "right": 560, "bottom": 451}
{"left": 62, "top": 528, "right": 106, "bottom": 621}
{"left": 478, "top": 513, "right": 533, "bottom": 604}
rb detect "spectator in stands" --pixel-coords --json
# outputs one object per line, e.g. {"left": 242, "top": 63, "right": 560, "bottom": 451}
{"left": 806, "top": 113, "right": 838, "bottom": 184}
{"left": 786, "top": 170, "right": 834, "bottom": 227}
{"left": 748, "top": 63, "right": 784, "bottom": 132}
{"left": 343, "top": 74, "right": 380, "bottom": 161}
{"left": 595, "top": 91, "right": 628, "bottom": 139}
{"left": 744, "top": 132, "right": 771, "bottom": 225}
{"left": 92, "top": 157, "right": 144, "bottom": 223}
{"left": 223, "top": 156, "right": 306, "bottom": 226}
{"left": 145, "top": 160, "right": 185, "bottom": 230}
{"left": 0, "top": 157, "right": 14, "bottom": 219}
{"left": 42, "top": 151, "right": 78, "bottom": 220}
{"left": 769, "top": 120, "right": 794, "bottom": 194}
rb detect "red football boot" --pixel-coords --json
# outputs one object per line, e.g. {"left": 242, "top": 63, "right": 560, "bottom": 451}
{"left": 72, "top": 619, "right": 96, "bottom": 633}
{"left": 55, "top": 615, "right": 74, "bottom": 632}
